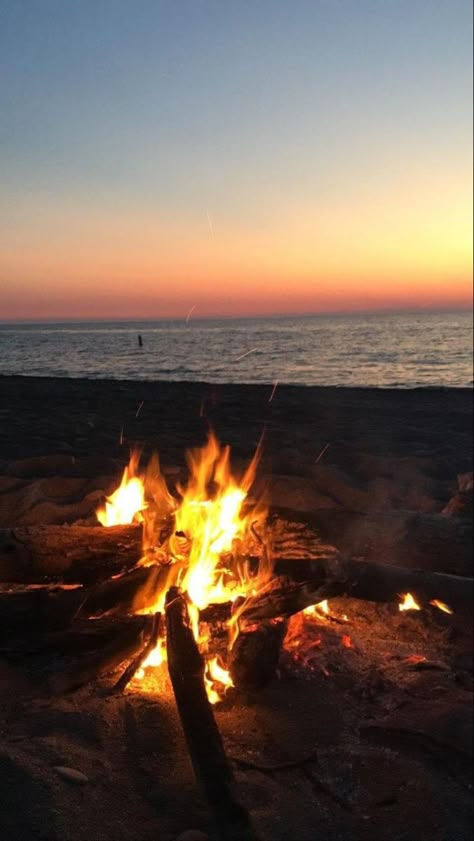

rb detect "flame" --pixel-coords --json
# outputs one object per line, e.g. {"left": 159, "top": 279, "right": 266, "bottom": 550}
{"left": 172, "top": 432, "right": 267, "bottom": 609}
{"left": 204, "top": 656, "right": 234, "bottom": 704}
{"left": 429, "top": 599, "right": 453, "bottom": 615}
{"left": 398, "top": 592, "right": 421, "bottom": 612}
{"left": 109, "top": 433, "right": 267, "bottom": 704}
{"left": 97, "top": 452, "right": 147, "bottom": 526}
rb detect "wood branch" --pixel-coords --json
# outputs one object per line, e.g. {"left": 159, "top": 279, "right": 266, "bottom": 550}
{"left": 0, "top": 583, "right": 84, "bottom": 633}
{"left": 79, "top": 561, "right": 182, "bottom": 618}
{"left": 238, "top": 557, "right": 473, "bottom": 626}
{"left": 1, "top": 616, "right": 151, "bottom": 659}
{"left": 272, "top": 508, "right": 473, "bottom": 576}
{"left": 112, "top": 611, "right": 162, "bottom": 692}
{"left": 49, "top": 616, "right": 150, "bottom": 694}
{"left": 0, "top": 524, "right": 143, "bottom": 585}
{"left": 166, "top": 587, "right": 258, "bottom": 841}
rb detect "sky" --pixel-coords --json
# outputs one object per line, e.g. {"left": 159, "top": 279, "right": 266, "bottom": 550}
{"left": 0, "top": 0, "right": 472, "bottom": 320}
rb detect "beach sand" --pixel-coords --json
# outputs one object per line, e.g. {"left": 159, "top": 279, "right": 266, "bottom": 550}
{"left": 0, "top": 376, "right": 472, "bottom": 841}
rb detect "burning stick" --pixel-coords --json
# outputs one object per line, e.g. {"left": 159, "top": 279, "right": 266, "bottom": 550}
{"left": 165, "top": 586, "right": 259, "bottom": 841}
{"left": 49, "top": 617, "right": 150, "bottom": 694}
{"left": 112, "top": 611, "right": 162, "bottom": 692}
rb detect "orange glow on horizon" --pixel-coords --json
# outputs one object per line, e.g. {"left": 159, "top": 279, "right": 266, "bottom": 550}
{"left": 1, "top": 169, "right": 471, "bottom": 320}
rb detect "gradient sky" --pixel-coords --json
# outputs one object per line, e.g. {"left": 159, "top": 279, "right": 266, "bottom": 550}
{"left": 1, "top": 0, "right": 472, "bottom": 319}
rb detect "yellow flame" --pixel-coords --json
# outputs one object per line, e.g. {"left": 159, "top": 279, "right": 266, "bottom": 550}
{"left": 97, "top": 454, "right": 147, "bottom": 526}
{"left": 171, "top": 432, "right": 266, "bottom": 609}
{"left": 205, "top": 656, "right": 234, "bottom": 704}
{"left": 398, "top": 592, "right": 421, "bottom": 612}
{"left": 304, "top": 599, "right": 330, "bottom": 617}
{"left": 429, "top": 599, "right": 454, "bottom": 615}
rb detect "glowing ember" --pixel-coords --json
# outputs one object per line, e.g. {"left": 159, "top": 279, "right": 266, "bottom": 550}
{"left": 96, "top": 453, "right": 146, "bottom": 526}
{"left": 405, "top": 654, "right": 427, "bottom": 665}
{"left": 303, "top": 599, "right": 330, "bottom": 617}
{"left": 341, "top": 634, "right": 353, "bottom": 648}
{"left": 429, "top": 599, "right": 454, "bottom": 615}
{"left": 398, "top": 592, "right": 421, "bottom": 612}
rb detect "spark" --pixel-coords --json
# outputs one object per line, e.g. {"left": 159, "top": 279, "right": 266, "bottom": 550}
{"left": 206, "top": 209, "right": 215, "bottom": 239}
{"left": 235, "top": 347, "right": 258, "bottom": 362}
{"left": 186, "top": 305, "right": 197, "bottom": 324}
{"left": 315, "top": 443, "right": 330, "bottom": 464}
{"left": 135, "top": 401, "right": 144, "bottom": 418}
{"left": 119, "top": 427, "right": 124, "bottom": 446}
{"left": 268, "top": 380, "right": 279, "bottom": 403}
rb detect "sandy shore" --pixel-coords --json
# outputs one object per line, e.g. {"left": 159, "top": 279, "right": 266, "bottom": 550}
{"left": 1, "top": 374, "right": 472, "bottom": 472}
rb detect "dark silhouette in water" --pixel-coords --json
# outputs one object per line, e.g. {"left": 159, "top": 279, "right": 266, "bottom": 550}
{"left": 138, "top": 335, "right": 143, "bottom": 347}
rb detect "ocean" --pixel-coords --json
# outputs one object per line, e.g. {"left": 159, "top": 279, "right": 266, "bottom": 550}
{"left": 0, "top": 311, "right": 472, "bottom": 388}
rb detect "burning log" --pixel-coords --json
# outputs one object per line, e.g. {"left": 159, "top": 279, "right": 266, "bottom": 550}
{"left": 49, "top": 615, "right": 151, "bottom": 694}
{"left": 237, "top": 557, "right": 473, "bottom": 626}
{"left": 79, "top": 561, "right": 182, "bottom": 618}
{"left": 166, "top": 587, "right": 258, "bottom": 841}
{"left": 112, "top": 611, "right": 162, "bottom": 692}
{"left": 0, "top": 524, "right": 143, "bottom": 585}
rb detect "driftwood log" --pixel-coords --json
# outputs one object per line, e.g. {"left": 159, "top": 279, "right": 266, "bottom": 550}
{"left": 0, "top": 583, "right": 84, "bottom": 633}
{"left": 0, "top": 524, "right": 143, "bottom": 585}
{"left": 236, "top": 557, "right": 473, "bottom": 627}
{"left": 1, "top": 557, "right": 472, "bottom": 633}
{"left": 166, "top": 587, "right": 258, "bottom": 841}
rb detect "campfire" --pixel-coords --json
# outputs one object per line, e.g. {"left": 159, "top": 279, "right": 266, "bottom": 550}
{"left": 0, "top": 433, "right": 471, "bottom": 840}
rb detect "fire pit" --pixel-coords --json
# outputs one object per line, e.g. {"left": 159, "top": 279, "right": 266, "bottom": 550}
{"left": 1, "top": 432, "right": 472, "bottom": 841}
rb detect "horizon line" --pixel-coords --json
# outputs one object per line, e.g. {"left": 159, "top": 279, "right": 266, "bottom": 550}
{"left": 0, "top": 303, "right": 472, "bottom": 325}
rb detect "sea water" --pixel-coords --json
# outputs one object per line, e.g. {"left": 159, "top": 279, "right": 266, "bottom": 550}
{"left": 0, "top": 311, "right": 472, "bottom": 388}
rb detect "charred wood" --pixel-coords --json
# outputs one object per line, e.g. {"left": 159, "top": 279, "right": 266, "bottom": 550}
{"left": 166, "top": 587, "right": 258, "bottom": 841}
{"left": 238, "top": 557, "right": 473, "bottom": 626}
{"left": 79, "top": 561, "right": 182, "bottom": 618}
{"left": 0, "top": 524, "right": 143, "bottom": 585}
{"left": 113, "top": 611, "right": 162, "bottom": 692}
{"left": 0, "top": 583, "right": 84, "bottom": 634}
{"left": 228, "top": 619, "right": 287, "bottom": 691}
{"left": 49, "top": 617, "right": 150, "bottom": 694}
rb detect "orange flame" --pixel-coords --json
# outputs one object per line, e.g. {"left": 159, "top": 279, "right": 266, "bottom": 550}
{"left": 204, "top": 656, "right": 234, "bottom": 705}
{"left": 173, "top": 432, "right": 267, "bottom": 609}
{"left": 96, "top": 452, "right": 146, "bottom": 526}
{"left": 109, "top": 433, "right": 267, "bottom": 704}
{"left": 429, "top": 599, "right": 453, "bottom": 615}
{"left": 398, "top": 592, "right": 421, "bottom": 612}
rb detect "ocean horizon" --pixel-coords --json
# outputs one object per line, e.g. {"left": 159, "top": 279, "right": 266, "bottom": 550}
{"left": 0, "top": 310, "right": 472, "bottom": 389}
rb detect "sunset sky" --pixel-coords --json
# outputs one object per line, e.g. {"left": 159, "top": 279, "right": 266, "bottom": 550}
{"left": 1, "top": 0, "right": 472, "bottom": 320}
